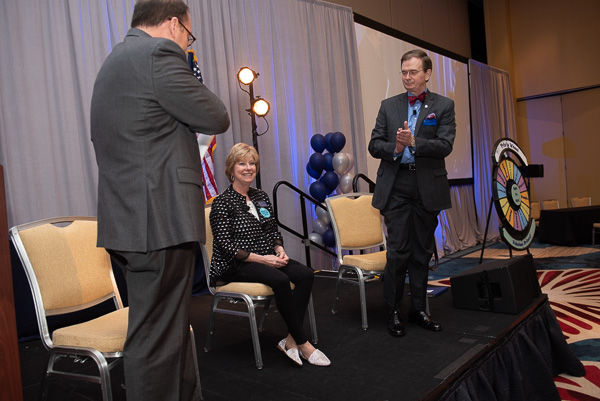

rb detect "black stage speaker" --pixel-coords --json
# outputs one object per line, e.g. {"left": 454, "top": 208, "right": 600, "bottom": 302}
{"left": 520, "top": 164, "right": 544, "bottom": 178}
{"left": 450, "top": 254, "right": 541, "bottom": 314}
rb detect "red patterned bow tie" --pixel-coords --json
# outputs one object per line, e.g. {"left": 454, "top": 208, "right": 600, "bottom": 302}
{"left": 408, "top": 92, "right": 426, "bottom": 105}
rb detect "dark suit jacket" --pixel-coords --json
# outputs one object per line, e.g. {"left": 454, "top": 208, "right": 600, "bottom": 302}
{"left": 368, "top": 91, "right": 456, "bottom": 212}
{"left": 91, "top": 28, "right": 230, "bottom": 252}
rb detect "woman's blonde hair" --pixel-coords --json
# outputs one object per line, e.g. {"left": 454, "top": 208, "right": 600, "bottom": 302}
{"left": 224, "top": 143, "right": 260, "bottom": 183}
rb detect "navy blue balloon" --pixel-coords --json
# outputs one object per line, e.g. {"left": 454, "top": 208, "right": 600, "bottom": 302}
{"left": 319, "top": 176, "right": 333, "bottom": 195}
{"left": 324, "top": 132, "right": 335, "bottom": 153}
{"left": 330, "top": 132, "right": 346, "bottom": 153}
{"left": 310, "top": 134, "right": 326, "bottom": 153}
{"left": 323, "top": 152, "right": 334, "bottom": 172}
{"left": 309, "top": 153, "right": 325, "bottom": 175}
{"left": 306, "top": 162, "right": 321, "bottom": 179}
{"left": 322, "top": 229, "right": 336, "bottom": 248}
{"left": 320, "top": 171, "right": 339, "bottom": 191}
{"left": 309, "top": 182, "right": 327, "bottom": 203}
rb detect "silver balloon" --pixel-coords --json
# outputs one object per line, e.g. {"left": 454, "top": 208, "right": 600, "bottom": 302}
{"left": 308, "top": 232, "right": 324, "bottom": 246}
{"left": 332, "top": 153, "right": 350, "bottom": 175}
{"left": 315, "top": 205, "right": 331, "bottom": 224}
{"left": 338, "top": 172, "right": 355, "bottom": 194}
{"left": 346, "top": 152, "right": 354, "bottom": 171}
{"left": 312, "top": 218, "right": 328, "bottom": 235}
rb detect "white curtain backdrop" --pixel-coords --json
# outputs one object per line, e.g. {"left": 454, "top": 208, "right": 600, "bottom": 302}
{"left": 469, "top": 59, "right": 517, "bottom": 242}
{"left": 437, "top": 185, "right": 481, "bottom": 257}
{"left": 0, "top": 0, "right": 365, "bottom": 267}
{"left": 0, "top": 1, "right": 519, "bottom": 267}
{"left": 0, "top": 0, "right": 137, "bottom": 229}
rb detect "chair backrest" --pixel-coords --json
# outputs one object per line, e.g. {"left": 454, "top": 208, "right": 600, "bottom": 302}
{"left": 541, "top": 199, "right": 560, "bottom": 210}
{"left": 326, "top": 193, "right": 386, "bottom": 263}
{"left": 9, "top": 216, "right": 123, "bottom": 349}
{"left": 570, "top": 196, "right": 591, "bottom": 207}
{"left": 201, "top": 205, "right": 215, "bottom": 293}
{"left": 530, "top": 201, "right": 541, "bottom": 220}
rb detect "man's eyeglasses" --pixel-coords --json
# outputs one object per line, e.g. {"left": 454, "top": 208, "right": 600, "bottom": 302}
{"left": 401, "top": 70, "right": 423, "bottom": 77}
{"left": 178, "top": 20, "right": 196, "bottom": 47}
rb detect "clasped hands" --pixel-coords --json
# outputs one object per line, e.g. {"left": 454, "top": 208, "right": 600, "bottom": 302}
{"left": 395, "top": 121, "right": 414, "bottom": 154}
{"left": 264, "top": 246, "right": 289, "bottom": 268}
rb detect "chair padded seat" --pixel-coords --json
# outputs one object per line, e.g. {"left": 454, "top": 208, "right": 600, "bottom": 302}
{"left": 215, "top": 282, "right": 275, "bottom": 296}
{"left": 342, "top": 251, "right": 387, "bottom": 271}
{"left": 215, "top": 281, "right": 297, "bottom": 297}
{"left": 52, "top": 307, "right": 128, "bottom": 353}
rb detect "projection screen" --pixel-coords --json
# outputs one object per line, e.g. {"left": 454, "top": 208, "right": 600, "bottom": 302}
{"left": 355, "top": 22, "right": 472, "bottom": 181}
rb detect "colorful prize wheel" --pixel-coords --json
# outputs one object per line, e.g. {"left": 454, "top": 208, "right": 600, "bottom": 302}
{"left": 491, "top": 138, "right": 536, "bottom": 250}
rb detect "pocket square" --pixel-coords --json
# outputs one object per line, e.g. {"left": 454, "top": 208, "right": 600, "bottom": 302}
{"left": 423, "top": 113, "right": 437, "bottom": 126}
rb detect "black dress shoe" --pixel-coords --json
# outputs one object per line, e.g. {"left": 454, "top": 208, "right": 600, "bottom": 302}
{"left": 408, "top": 310, "right": 442, "bottom": 331}
{"left": 388, "top": 311, "right": 406, "bottom": 337}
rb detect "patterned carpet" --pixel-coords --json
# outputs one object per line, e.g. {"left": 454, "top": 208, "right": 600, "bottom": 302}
{"left": 428, "top": 241, "right": 600, "bottom": 400}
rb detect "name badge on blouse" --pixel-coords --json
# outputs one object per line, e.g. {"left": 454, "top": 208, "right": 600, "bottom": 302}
{"left": 259, "top": 207, "right": 270, "bottom": 218}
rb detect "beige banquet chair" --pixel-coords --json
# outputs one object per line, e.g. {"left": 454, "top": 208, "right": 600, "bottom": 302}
{"left": 326, "top": 193, "right": 387, "bottom": 330}
{"left": 541, "top": 199, "right": 560, "bottom": 210}
{"left": 10, "top": 216, "right": 201, "bottom": 401}
{"left": 201, "top": 205, "right": 318, "bottom": 369}
{"left": 570, "top": 196, "right": 591, "bottom": 208}
{"left": 9, "top": 217, "right": 128, "bottom": 401}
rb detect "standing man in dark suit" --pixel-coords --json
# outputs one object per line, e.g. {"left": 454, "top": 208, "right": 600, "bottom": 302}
{"left": 368, "top": 49, "right": 455, "bottom": 337}
{"left": 91, "top": 1, "right": 230, "bottom": 399}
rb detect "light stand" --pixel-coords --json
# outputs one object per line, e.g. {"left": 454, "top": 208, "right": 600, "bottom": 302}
{"left": 237, "top": 67, "right": 270, "bottom": 189}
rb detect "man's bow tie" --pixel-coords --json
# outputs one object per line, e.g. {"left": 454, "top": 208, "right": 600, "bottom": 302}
{"left": 408, "top": 92, "right": 426, "bottom": 105}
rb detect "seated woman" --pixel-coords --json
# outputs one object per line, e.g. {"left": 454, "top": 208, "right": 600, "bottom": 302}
{"left": 209, "top": 143, "right": 330, "bottom": 367}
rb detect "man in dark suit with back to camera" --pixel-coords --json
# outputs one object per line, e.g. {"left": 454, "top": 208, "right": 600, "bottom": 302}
{"left": 90, "top": 0, "right": 230, "bottom": 399}
{"left": 368, "top": 49, "right": 455, "bottom": 337}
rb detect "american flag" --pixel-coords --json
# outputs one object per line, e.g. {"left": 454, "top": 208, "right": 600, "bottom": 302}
{"left": 187, "top": 50, "right": 218, "bottom": 204}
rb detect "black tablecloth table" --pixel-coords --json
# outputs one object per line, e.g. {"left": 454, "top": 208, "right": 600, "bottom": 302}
{"left": 538, "top": 205, "right": 600, "bottom": 246}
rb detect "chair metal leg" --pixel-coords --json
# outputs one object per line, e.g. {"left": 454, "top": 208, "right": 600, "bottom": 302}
{"left": 43, "top": 348, "right": 114, "bottom": 401}
{"left": 204, "top": 294, "right": 264, "bottom": 369}
{"left": 332, "top": 266, "right": 371, "bottom": 329}
{"left": 40, "top": 353, "right": 57, "bottom": 401}
{"left": 331, "top": 267, "right": 344, "bottom": 314}
{"left": 204, "top": 296, "right": 220, "bottom": 352}
{"left": 307, "top": 294, "right": 318, "bottom": 344}
{"left": 356, "top": 268, "right": 368, "bottom": 330}
{"left": 244, "top": 299, "right": 264, "bottom": 369}
{"left": 87, "top": 350, "right": 112, "bottom": 401}
{"left": 257, "top": 298, "right": 271, "bottom": 332}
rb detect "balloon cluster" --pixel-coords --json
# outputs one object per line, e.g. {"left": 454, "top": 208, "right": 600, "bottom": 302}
{"left": 306, "top": 132, "right": 354, "bottom": 248}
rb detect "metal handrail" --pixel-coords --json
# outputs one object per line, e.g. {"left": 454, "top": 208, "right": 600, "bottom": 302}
{"left": 352, "top": 173, "right": 375, "bottom": 193}
{"left": 272, "top": 176, "right": 438, "bottom": 271}
{"left": 272, "top": 181, "right": 336, "bottom": 270}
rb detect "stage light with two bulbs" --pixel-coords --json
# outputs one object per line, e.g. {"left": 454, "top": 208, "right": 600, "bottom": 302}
{"left": 237, "top": 67, "right": 271, "bottom": 188}
{"left": 237, "top": 67, "right": 270, "bottom": 117}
